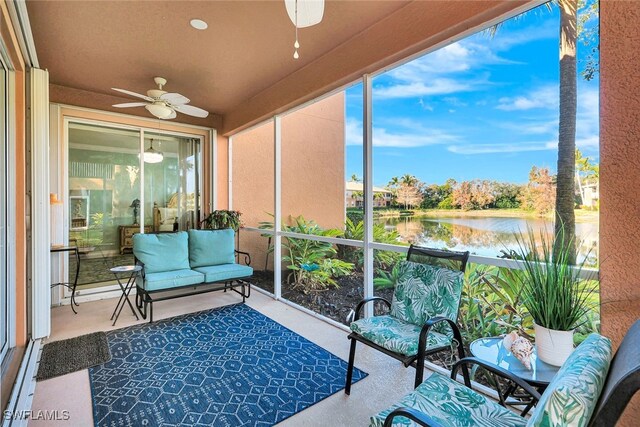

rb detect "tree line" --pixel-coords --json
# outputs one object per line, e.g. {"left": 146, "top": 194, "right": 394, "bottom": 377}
{"left": 385, "top": 167, "right": 555, "bottom": 215}
{"left": 379, "top": 148, "right": 598, "bottom": 215}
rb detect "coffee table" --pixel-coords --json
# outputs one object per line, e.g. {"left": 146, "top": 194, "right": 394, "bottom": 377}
{"left": 470, "top": 336, "right": 560, "bottom": 415}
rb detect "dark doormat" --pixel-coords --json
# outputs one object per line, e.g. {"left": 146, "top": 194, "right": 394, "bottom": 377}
{"left": 37, "top": 332, "right": 111, "bottom": 381}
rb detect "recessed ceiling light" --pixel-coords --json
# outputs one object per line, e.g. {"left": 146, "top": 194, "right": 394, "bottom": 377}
{"left": 190, "top": 19, "right": 208, "bottom": 30}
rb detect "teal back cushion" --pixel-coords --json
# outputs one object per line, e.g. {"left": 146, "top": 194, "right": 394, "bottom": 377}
{"left": 132, "top": 232, "right": 190, "bottom": 274}
{"left": 188, "top": 229, "right": 235, "bottom": 268}
{"left": 527, "top": 333, "right": 612, "bottom": 427}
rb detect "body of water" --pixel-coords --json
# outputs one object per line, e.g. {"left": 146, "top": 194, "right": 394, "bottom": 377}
{"left": 377, "top": 215, "right": 599, "bottom": 266}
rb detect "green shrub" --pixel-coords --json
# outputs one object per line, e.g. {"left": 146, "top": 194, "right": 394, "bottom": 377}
{"left": 202, "top": 210, "right": 242, "bottom": 231}
{"left": 495, "top": 198, "right": 520, "bottom": 209}
{"left": 346, "top": 210, "right": 364, "bottom": 223}
{"left": 437, "top": 196, "right": 454, "bottom": 209}
{"left": 268, "top": 215, "right": 355, "bottom": 293}
{"left": 339, "top": 218, "right": 403, "bottom": 271}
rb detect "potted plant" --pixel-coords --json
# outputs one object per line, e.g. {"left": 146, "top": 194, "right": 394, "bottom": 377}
{"left": 509, "top": 227, "right": 597, "bottom": 366}
{"left": 201, "top": 210, "right": 242, "bottom": 231}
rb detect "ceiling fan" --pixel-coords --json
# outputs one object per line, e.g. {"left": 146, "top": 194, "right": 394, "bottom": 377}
{"left": 111, "top": 77, "right": 209, "bottom": 120}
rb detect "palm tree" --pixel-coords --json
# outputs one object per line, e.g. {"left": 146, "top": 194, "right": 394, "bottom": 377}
{"left": 554, "top": 0, "right": 578, "bottom": 263}
{"left": 400, "top": 174, "right": 418, "bottom": 186}
{"left": 350, "top": 174, "right": 361, "bottom": 182}
{"left": 489, "top": 1, "right": 580, "bottom": 262}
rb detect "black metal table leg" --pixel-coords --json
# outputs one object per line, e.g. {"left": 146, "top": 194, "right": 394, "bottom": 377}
{"left": 50, "top": 244, "right": 81, "bottom": 314}
{"left": 110, "top": 265, "right": 142, "bottom": 326}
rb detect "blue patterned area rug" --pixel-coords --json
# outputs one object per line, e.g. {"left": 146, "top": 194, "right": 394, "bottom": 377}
{"left": 89, "top": 303, "right": 367, "bottom": 426}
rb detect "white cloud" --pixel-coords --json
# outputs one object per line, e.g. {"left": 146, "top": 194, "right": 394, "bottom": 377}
{"left": 346, "top": 118, "right": 458, "bottom": 148}
{"left": 496, "top": 86, "right": 558, "bottom": 111}
{"left": 443, "top": 97, "right": 468, "bottom": 107}
{"left": 345, "top": 118, "right": 363, "bottom": 146}
{"left": 448, "top": 141, "right": 556, "bottom": 155}
{"left": 374, "top": 20, "right": 555, "bottom": 102}
{"left": 499, "top": 118, "right": 558, "bottom": 135}
{"left": 488, "top": 20, "right": 557, "bottom": 51}
{"left": 373, "top": 40, "right": 500, "bottom": 100}
{"left": 576, "top": 86, "right": 599, "bottom": 151}
{"left": 418, "top": 98, "right": 434, "bottom": 111}
{"left": 460, "top": 84, "right": 599, "bottom": 155}
{"left": 493, "top": 85, "right": 599, "bottom": 150}
{"left": 374, "top": 78, "right": 473, "bottom": 99}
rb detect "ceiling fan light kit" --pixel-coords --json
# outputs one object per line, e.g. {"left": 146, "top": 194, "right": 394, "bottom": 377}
{"left": 145, "top": 103, "right": 173, "bottom": 119}
{"left": 142, "top": 139, "right": 164, "bottom": 164}
{"left": 112, "top": 77, "right": 209, "bottom": 120}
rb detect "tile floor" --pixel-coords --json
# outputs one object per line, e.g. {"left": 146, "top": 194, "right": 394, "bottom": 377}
{"left": 29, "top": 290, "right": 426, "bottom": 426}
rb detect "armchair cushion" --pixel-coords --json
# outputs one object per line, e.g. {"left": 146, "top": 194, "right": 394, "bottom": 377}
{"left": 188, "top": 228, "right": 235, "bottom": 267}
{"left": 390, "top": 261, "right": 464, "bottom": 337}
{"left": 527, "top": 333, "right": 612, "bottom": 427}
{"left": 371, "top": 372, "right": 527, "bottom": 427}
{"left": 350, "top": 315, "right": 450, "bottom": 357}
{"left": 133, "top": 231, "right": 190, "bottom": 274}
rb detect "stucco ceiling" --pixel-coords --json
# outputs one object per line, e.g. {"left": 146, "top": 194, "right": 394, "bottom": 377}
{"left": 27, "top": 0, "right": 410, "bottom": 117}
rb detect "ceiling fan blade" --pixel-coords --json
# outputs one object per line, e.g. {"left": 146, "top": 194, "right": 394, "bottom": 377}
{"left": 112, "top": 88, "right": 154, "bottom": 102}
{"left": 112, "top": 102, "right": 148, "bottom": 108}
{"left": 161, "top": 92, "right": 190, "bottom": 106}
{"left": 174, "top": 104, "right": 209, "bottom": 118}
{"left": 160, "top": 109, "right": 177, "bottom": 120}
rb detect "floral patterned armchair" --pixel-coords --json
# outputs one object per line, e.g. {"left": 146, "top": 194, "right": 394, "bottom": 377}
{"left": 345, "top": 245, "right": 470, "bottom": 393}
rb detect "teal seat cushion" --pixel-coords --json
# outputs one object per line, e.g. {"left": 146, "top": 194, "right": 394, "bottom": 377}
{"left": 370, "top": 372, "right": 527, "bottom": 427}
{"left": 133, "top": 232, "right": 190, "bottom": 274}
{"left": 188, "top": 229, "right": 236, "bottom": 268}
{"left": 527, "top": 333, "right": 612, "bottom": 427}
{"left": 143, "top": 269, "right": 204, "bottom": 292}
{"left": 390, "top": 261, "right": 464, "bottom": 337}
{"left": 193, "top": 263, "right": 253, "bottom": 283}
{"left": 350, "top": 315, "right": 450, "bottom": 357}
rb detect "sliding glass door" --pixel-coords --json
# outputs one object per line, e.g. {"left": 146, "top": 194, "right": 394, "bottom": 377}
{"left": 143, "top": 133, "right": 200, "bottom": 234}
{"left": 66, "top": 122, "right": 201, "bottom": 291}
{"left": 68, "top": 123, "right": 142, "bottom": 288}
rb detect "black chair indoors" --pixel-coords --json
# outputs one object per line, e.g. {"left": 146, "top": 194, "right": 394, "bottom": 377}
{"left": 345, "top": 245, "right": 470, "bottom": 393}
{"left": 373, "top": 319, "right": 640, "bottom": 427}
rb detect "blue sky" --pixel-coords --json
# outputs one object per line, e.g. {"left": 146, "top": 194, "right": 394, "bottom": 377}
{"left": 345, "top": 3, "right": 599, "bottom": 186}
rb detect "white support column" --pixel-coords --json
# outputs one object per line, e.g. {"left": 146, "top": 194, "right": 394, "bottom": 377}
{"left": 273, "top": 116, "right": 282, "bottom": 300}
{"left": 139, "top": 129, "right": 145, "bottom": 233}
{"left": 30, "top": 68, "right": 51, "bottom": 339}
{"left": 228, "top": 136, "right": 233, "bottom": 210}
{"left": 363, "top": 74, "right": 374, "bottom": 318}
{"left": 211, "top": 129, "right": 217, "bottom": 211}
{"left": 48, "top": 104, "right": 62, "bottom": 307}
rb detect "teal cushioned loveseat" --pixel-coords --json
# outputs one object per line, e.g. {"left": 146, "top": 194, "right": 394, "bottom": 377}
{"left": 133, "top": 229, "right": 252, "bottom": 322}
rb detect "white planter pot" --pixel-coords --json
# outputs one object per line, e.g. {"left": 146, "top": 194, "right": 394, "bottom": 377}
{"left": 534, "top": 323, "right": 575, "bottom": 367}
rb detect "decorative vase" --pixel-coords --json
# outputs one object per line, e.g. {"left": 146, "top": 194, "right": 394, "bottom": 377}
{"left": 534, "top": 323, "right": 575, "bottom": 367}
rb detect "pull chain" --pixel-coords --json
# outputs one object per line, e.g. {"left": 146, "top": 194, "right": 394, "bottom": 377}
{"left": 293, "top": 0, "right": 299, "bottom": 59}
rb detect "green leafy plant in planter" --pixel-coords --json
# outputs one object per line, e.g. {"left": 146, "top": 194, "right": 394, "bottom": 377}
{"left": 201, "top": 210, "right": 242, "bottom": 231}
{"left": 508, "top": 227, "right": 598, "bottom": 366}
